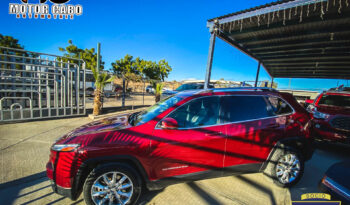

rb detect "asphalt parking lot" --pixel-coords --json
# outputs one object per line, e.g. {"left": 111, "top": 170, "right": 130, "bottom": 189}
{"left": 0, "top": 114, "right": 348, "bottom": 205}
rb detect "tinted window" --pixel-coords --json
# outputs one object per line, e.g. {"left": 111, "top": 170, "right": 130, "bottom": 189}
{"left": 222, "top": 96, "right": 271, "bottom": 123}
{"left": 318, "top": 94, "right": 350, "bottom": 107}
{"left": 266, "top": 96, "right": 293, "bottom": 115}
{"left": 168, "top": 96, "right": 221, "bottom": 128}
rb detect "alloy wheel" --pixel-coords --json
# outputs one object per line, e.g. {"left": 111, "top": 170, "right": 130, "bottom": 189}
{"left": 275, "top": 153, "right": 301, "bottom": 184}
{"left": 91, "top": 171, "right": 133, "bottom": 205}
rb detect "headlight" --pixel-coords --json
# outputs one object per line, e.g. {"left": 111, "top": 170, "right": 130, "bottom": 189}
{"left": 51, "top": 144, "right": 80, "bottom": 152}
{"left": 313, "top": 109, "right": 330, "bottom": 119}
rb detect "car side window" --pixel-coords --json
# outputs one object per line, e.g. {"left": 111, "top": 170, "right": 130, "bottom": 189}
{"left": 221, "top": 96, "right": 271, "bottom": 123}
{"left": 266, "top": 96, "right": 293, "bottom": 115}
{"left": 167, "top": 96, "right": 221, "bottom": 128}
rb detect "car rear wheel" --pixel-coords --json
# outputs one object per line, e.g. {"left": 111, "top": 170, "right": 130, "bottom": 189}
{"left": 83, "top": 163, "right": 142, "bottom": 205}
{"left": 264, "top": 146, "right": 304, "bottom": 187}
{"left": 275, "top": 153, "right": 302, "bottom": 185}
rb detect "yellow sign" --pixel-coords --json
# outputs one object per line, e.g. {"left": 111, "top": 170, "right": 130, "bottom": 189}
{"left": 292, "top": 193, "right": 341, "bottom": 205}
{"left": 301, "top": 193, "right": 331, "bottom": 201}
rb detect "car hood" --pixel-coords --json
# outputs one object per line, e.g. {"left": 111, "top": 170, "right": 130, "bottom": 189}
{"left": 57, "top": 114, "right": 131, "bottom": 143}
{"left": 316, "top": 105, "right": 350, "bottom": 115}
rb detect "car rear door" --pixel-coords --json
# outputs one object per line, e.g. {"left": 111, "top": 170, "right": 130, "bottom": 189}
{"left": 221, "top": 95, "right": 286, "bottom": 173}
{"left": 149, "top": 96, "right": 226, "bottom": 180}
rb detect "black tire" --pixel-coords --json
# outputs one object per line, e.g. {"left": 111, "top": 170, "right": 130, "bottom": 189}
{"left": 264, "top": 146, "right": 304, "bottom": 187}
{"left": 83, "top": 163, "right": 142, "bottom": 205}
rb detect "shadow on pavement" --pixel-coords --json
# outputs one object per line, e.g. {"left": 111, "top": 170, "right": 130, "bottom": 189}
{"left": 0, "top": 171, "right": 166, "bottom": 205}
{"left": 235, "top": 175, "right": 277, "bottom": 205}
{"left": 0, "top": 172, "right": 83, "bottom": 205}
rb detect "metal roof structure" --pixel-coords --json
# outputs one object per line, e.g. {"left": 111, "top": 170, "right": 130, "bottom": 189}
{"left": 205, "top": 0, "right": 350, "bottom": 83}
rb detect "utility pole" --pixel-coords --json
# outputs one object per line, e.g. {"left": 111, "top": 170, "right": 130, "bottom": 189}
{"left": 97, "top": 43, "right": 101, "bottom": 73}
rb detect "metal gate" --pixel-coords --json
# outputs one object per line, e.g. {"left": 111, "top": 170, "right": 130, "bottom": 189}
{"left": 0, "top": 46, "right": 86, "bottom": 122}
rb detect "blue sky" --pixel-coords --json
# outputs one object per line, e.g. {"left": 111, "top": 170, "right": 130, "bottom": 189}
{"left": 1, "top": 0, "right": 349, "bottom": 91}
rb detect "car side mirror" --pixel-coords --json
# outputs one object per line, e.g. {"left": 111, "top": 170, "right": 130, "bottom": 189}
{"left": 306, "top": 104, "right": 315, "bottom": 113}
{"left": 305, "top": 99, "right": 314, "bottom": 104}
{"left": 160, "top": 117, "right": 178, "bottom": 129}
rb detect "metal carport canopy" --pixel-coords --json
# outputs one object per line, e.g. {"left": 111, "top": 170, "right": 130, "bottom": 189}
{"left": 205, "top": 0, "right": 350, "bottom": 87}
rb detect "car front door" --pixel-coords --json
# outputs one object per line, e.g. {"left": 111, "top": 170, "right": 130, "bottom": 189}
{"left": 149, "top": 96, "right": 226, "bottom": 180}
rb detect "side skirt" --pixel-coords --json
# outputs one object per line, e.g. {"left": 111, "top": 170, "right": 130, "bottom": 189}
{"left": 146, "top": 163, "right": 262, "bottom": 190}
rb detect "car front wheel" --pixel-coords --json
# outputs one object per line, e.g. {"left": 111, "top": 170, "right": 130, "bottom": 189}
{"left": 83, "top": 163, "right": 142, "bottom": 205}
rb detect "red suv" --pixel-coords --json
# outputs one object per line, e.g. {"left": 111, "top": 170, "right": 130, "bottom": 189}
{"left": 306, "top": 89, "right": 350, "bottom": 145}
{"left": 47, "top": 88, "right": 314, "bottom": 205}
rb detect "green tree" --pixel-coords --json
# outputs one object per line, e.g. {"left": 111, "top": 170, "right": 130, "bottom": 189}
{"left": 111, "top": 54, "right": 141, "bottom": 91}
{"left": 91, "top": 63, "right": 115, "bottom": 115}
{"left": 59, "top": 41, "right": 113, "bottom": 115}
{"left": 0, "top": 34, "right": 24, "bottom": 49}
{"left": 141, "top": 59, "right": 172, "bottom": 82}
{"left": 0, "top": 34, "right": 26, "bottom": 69}
{"left": 151, "top": 81, "right": 164, "bottom": 102}
{"left": 58, "top": 40, "right": 105, "bottom": 70}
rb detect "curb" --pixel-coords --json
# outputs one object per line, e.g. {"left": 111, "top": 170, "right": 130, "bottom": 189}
{"left": 88, "top": 107, "right": 149, "bottom": 121}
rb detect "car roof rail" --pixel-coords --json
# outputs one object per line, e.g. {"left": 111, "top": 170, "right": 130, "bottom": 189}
{"left": 208, "top": 87, "right": 278, "bottom": 92}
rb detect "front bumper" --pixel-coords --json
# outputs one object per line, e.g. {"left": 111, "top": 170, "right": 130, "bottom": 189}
{"left": 46, "top": 156, "right": 81, "bottom": 200}
{"left": 51, "top": 180, "right": 75, "bottom": 200}
{"left": 312, "top": 119, "right": 350, "bottom": 144}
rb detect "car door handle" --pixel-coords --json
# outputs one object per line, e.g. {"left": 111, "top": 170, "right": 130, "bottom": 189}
{"left": 205, "top": 131, "right": 223, "bottom": 136}
{"left": 267, "top": 123, "right": 279, "bottom": 128}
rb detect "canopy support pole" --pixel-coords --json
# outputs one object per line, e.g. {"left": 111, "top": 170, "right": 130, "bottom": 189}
{"left": 271, "top": 78, "right": 274, "bottom": 88}
{"left": 204, "top": 22, "right": 218, "bottom": 89}
{"left": 254, "top": 61, "right": 261, "bottom": 87}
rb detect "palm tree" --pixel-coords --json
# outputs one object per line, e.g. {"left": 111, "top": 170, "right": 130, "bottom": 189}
{"left": 91, "top": 65, "right": 115, "bottom": 115}
{"left": 151, "top": 81, "right": 163, "bottom": 102}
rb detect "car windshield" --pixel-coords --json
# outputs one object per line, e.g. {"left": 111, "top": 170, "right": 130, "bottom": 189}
{"left": 318, "top": 94, "right": 350, "bottom": 107}
{"left": 133, "top": 95, "right": 184, "bottom": 126}
{"left": 175, "top": 84, "right": 186, "bottom": 91}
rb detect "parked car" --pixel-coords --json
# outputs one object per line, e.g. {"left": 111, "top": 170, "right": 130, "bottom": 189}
{"left": 86, "top": 87, "right": 94, "bottom": 97}
{"left": 306, "top": 89, "right": 350, "bottom": 145}
{"left": 162, "top": 82, "right": 215, "bottom": 96}
{"left": 175, "top": 82, "right": 214, "bottom": 91}
{"left": 47, "top": 87, "right": 314, "bottom": 205}
{"left": 145, "top": 85, "right": 154, "bottom": 93}
{"left": 320, "top": 160, "right": 350, "bottom": 204}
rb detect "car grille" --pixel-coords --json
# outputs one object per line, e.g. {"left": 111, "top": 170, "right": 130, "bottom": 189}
{"left": 330, "top": 116, "right": 350, "bottom": 131}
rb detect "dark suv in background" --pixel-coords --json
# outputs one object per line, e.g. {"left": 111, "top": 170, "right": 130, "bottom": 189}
{"left": 47, "top": 87, "right": 313, "bottom": 205}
